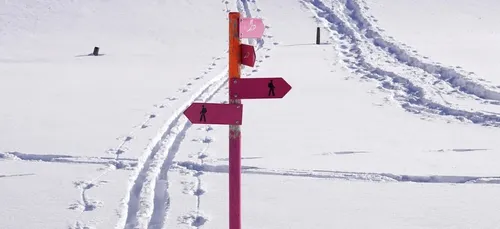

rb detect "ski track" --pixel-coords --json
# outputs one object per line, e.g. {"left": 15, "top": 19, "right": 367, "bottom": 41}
{"left": 145, "top": 48, "right": 232, "bottom": 229}
{"left": 119, "top": 63, "right": 229, "bottom": 229}
{"left": 301, "top": 0, "right": 500, "bottom": 127}
{"left": 175, "top": 161, "right": 500, "bottom": 185}
{"left": 145, "top": 72, "right": 228, "bottom": 229}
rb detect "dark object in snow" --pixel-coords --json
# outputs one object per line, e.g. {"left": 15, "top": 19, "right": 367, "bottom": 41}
{"left": 316, "top": 27, "right": 320, "bottom": 44}
{"left": 92, "top": 47, "right": 100, "bottom": 56}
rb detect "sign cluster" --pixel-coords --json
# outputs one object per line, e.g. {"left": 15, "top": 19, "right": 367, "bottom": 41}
{"left": 183, "top": 18, "right": 292, "bottom": 125}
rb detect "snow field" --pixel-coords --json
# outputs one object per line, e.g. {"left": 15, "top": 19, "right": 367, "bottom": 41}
{"left": 1, "top": 0, "right": 500, "bottom": 228}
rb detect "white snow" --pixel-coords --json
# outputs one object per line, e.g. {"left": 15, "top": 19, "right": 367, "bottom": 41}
{"left": 1, "top": 0, "right": 500, "bottom": 228}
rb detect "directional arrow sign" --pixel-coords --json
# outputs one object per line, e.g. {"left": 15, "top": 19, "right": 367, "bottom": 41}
{"left": 240, "top": 44, "right": 256, "bottom": 67}
{"left": 183, "top": 103, "right": 243, "bottom": 125}
{"left": 239, "top": 18, "right": 265, "bottom": 38}
{"left": 229, "top": 77, "right": 292, "bottom": 99}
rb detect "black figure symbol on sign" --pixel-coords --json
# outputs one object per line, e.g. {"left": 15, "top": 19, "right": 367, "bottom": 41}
{"left": 268, "top": 80, "right": 275, "bottom": 96}
{"left": 200, "top": 105, "right": 207, "bottom": 122}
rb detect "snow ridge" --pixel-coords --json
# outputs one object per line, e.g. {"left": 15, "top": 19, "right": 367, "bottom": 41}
{"left": 175, "top": 161, "right": 500, "bottom": 185}
{"left": 0, "top": 151, "right": 137, "bottom": 167}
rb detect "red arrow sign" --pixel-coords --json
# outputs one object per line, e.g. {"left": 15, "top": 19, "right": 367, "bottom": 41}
{"left": 183, "top": 103, "right": 243, "bottom": 125}
{"left": 239, "top": 18, "right": 265, "bottom": 38}
{"left": 229, "top": 77, "right": 292, "bottom": 99}
{"left": 240, "top": 44, "right": 256, "bottom": 67}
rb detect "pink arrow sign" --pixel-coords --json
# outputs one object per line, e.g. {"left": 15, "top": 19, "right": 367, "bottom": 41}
{"left": 229, "top": 77, "right": 292, "bottom": 99}
{"left": 240, "top": 44, "right": 256, "bottom": 67}
{"left": 239, "top": 18, "right": 265, "bottom": 38}
{"left": 183, "top": 103, "right": 243, "bottom": 125}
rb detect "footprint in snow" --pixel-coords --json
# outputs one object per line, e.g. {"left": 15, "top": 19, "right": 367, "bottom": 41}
{"left": 194, "top": 171, "right": 204, "bottom": 177}
{"left": 202, "top": 136, "right": 214, "bottom": 143}
{"left": 198, "top": 153, "right": 209, "bottom": 160}
{"left": 192, "top": 216, "right": 208, "bottom": 227}
{"left": 199, "top": 125, "right": 213, "bottom": 132}
{"left": 68, "top": 203, "right": 84, "bottom": 211}
{"left": 193, "top": 187, "right": 205, "bottom": 196}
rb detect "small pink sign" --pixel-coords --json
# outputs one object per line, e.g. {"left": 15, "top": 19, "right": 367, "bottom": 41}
{"left": 239, "top": 18, "right": 265, "bottom": 38}
{"left": 184, "top": 103, "right": 243, "bottom": 125}
{"left": 240, "top": 44, "right": 256, "bottom": 67}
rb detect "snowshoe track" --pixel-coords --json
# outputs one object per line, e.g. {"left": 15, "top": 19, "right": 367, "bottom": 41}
{"left": 302, "top": 0, "right": 500, "bottom": 127}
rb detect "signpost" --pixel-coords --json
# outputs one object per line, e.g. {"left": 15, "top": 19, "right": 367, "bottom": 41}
{"left": 182, "top": 12, "right": 292, "bottom": 229}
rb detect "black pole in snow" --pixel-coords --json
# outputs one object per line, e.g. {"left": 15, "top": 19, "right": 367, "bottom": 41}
{"left": 92, "top": 47, "right": 100, "bottom": 56}
{"left": 316, "top": 27, "right": 320, "bottom": 45}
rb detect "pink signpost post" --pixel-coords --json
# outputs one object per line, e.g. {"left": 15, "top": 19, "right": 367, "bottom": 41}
{"left": 183, "top": 12, "right": 291, "bottom": 229}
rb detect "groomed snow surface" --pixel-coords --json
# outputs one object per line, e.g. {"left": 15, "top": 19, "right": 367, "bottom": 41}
{"left": 1, "top": 0, "right": 500, "bottom": 228}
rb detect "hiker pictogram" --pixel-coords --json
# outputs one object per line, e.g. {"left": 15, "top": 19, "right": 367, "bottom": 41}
{"left": 268, "top": 80, "right": 275, "bottom": 96}
{"left": 200, "top": 105, "right": 207, "bottom": 122}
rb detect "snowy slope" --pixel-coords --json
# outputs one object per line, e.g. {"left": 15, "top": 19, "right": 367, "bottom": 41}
{"left": 1, "top": 0, "right": 500, "bottom": 228}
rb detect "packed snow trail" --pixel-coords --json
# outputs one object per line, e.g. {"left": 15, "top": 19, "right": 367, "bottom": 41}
{"left": 301, "top": 0, "right": 500, "bottom": 127}
{"left": 343, "top": 0, "right": 500, "bottom": 102}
